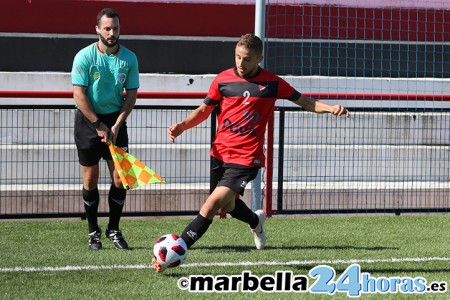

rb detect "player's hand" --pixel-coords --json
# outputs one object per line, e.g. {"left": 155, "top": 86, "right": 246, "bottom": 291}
{"left": 331, "top": 105, "right": 350, "bottom": 117}
{"left": 168, "top": 123, "right": 184, "bottom": 143}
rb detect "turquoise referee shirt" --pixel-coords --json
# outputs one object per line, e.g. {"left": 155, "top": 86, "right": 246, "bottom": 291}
{"left": 71, "top": 43, "right": 140, "bottom": 114}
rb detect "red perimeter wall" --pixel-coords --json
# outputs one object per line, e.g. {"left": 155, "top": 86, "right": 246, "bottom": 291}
{"left": 1, "top": 0, "right": 254, "bottom": 36}
{"left": 1, "top": 0, "right": 449, "bottom": 41}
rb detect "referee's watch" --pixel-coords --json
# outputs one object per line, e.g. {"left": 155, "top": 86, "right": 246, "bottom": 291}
{"left": 92, "top": 119, "right": 102, "bottom": 129}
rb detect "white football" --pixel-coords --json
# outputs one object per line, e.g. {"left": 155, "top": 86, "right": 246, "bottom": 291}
{"left": 152, "top": 234, "right": 188, "bottom": 273}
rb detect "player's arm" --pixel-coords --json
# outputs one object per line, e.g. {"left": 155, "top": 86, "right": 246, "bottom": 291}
{"left": 293, "top": 94, "right": 350, "bottom": 117}
{"left": 168, "top": 103, "right": 215, "bottom": 142}
{"left": 73, "top": 85, "right": 111, "bottom": 142}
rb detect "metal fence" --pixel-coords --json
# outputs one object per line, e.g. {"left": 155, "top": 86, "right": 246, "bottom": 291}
{"left": 1, "top": 105, "right": 212, "bottom": 218}
{"left": 273, "top": 107, "right": 449, "bottom": 215}
{"left": 1, "top": 103, "right": 448, "bottom": 218}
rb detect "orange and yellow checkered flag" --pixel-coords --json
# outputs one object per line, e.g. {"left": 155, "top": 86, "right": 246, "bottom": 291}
{"left": 108, "top": 143, "right": 165, "bottom": 190}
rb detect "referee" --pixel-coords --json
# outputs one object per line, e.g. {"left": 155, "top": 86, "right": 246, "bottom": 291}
{"left": 71, "top": 8, "right": 139, "bottom": 250}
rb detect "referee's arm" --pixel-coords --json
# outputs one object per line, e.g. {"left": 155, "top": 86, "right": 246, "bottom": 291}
{"left": 73, "top": 85, "right": 110, "bottom": 142}
{"left": 73, "top": 86, "right": 98, "bottom": 123}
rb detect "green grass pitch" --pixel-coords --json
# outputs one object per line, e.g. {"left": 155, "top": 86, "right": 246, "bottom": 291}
{"left": 0, "top": 214, "right": 449, "bottom": 299}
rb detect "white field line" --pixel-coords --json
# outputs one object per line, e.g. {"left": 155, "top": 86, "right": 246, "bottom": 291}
{"left": 1, "top": 257, "right": 449, "bottom": 273}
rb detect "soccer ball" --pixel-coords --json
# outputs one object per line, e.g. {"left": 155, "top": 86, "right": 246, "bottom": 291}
{"left": 152, "top": 234, "right": 188, "bottom": 273}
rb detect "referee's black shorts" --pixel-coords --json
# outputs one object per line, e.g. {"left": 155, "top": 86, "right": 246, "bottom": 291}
{"left": 74, "top": 109, "right": 128, "bottom": 166}
{"left": 210, "top": 157, "right": 260, "bottom": 196}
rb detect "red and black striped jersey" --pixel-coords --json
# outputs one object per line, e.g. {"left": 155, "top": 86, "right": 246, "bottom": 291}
{"left": 204, "top": 67, "right": 301, "bottom": 167}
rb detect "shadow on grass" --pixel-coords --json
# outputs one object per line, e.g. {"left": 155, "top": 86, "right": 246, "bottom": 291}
{"left": 192, "top": 244, "right": 400, "bottom": 252}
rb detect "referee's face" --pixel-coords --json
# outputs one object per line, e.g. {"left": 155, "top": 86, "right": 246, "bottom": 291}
{"left": 96, "top": 15, "right": 120, "bottom": 48}
{"left": 235, "top": 45, "right": 263, "bottom": 78}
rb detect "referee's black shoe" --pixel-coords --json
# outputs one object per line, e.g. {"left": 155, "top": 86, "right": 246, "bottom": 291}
{"left": 106, "top": 227, "right": 130, "bottom": 250}
{"left": 88, "top": 226, "right": 102, "bottom": 250}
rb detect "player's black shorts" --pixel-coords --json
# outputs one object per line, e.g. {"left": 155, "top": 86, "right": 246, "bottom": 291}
{"left": 211, "top": 157, "right": 260, "bottom": 196}
{"left": 74, "top": 109, "right": 128, "bottom": 166}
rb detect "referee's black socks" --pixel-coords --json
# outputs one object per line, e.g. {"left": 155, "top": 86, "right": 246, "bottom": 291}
{"left": 82, "top": 187, "right": 100, "bottom": 233}
{"left": 108, "top": 184, "right": 126, "bottom": 230}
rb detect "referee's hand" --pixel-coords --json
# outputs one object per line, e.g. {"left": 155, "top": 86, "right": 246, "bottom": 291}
{"left": 96, "top": 123, "right": 111, "bottom": 143}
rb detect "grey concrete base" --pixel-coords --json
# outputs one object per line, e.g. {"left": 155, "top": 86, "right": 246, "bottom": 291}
{"left": 1, "top": 184, "right": 447, "bottom": 216}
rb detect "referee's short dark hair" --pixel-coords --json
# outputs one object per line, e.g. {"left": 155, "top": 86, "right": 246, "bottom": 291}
{"left": 97, "top": 8, "right": 120, "bottom": 25}
{"left": 237, "top": 34, "right": 263, "bottom": 56}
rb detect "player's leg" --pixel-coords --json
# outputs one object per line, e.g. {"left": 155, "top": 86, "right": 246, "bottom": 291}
{"left": 180, "top": 186, "right": 237, "bottom": 249}
{"left": 217, "top": 164, "right": 266, "bottom": 249}
{"left": 249, "top": 209, "right": 266, "bottom": 250}
{"left": 227, "top": 197, "right": 266, "bottom": 249}
{"left": 178, "top": 157, "right": 232, "bottom": 248}
{"left": 225, "top": 197, "right": 258, "bottom": 227}
{"left": 200, "top": 186, "right": 238, "bottom": 219}
{"left": 215, "top": 163, "right": 258, "bottom": 225}
{"left": 225, "top": 201, "right": 266, "bottom": 250}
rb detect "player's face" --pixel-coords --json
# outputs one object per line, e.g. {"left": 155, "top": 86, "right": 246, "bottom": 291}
{"left": 96, "top": 15, "right": 120, "bottom": 48}
{"left": 235, "top": 45, "right": 263, "bottom": 78}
